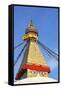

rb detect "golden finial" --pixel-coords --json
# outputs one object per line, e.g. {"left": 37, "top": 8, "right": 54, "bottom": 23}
{"left": 29, "top": 20, "right": 33, "bottom": 27}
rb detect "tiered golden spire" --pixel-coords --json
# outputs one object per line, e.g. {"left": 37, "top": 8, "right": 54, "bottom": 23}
{"left": 23, "top": 20, "right": 38, "bottom": 40}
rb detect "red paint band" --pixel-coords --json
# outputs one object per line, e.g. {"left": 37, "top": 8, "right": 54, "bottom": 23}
{"left": 22, "top": 64, "right": 50, "bottom": 73}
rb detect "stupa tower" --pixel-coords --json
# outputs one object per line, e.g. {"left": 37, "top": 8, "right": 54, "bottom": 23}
{"left": 15, "top": 20, "right": 50, "bottom": 80}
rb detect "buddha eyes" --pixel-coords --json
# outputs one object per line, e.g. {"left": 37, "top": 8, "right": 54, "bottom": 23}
{"left": 30, "top": 70, "right": 47, "bottom": 76}
{"left": 32, "top": 71, "right": 38, "bottom": 74}
{"left": 39, "top": 72, "right": 47, "bottom": 76}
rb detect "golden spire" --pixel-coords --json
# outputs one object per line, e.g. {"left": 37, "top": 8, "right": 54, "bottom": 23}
{"left": 29, "top": 20, "right": 33, "bottom": 26}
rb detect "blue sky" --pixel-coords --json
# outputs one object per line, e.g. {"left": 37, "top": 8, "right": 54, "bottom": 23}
{"left": 14, "top": 6, "right": 58, "bottom": 80}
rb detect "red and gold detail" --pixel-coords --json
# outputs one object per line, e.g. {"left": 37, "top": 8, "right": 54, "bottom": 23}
{"left": 23, "top": 31, "right": 38, "bottom": 40}
{"left": 22, "top": 64, "right": 50, "bottom": 73}
{"left": 15, "top": 64, "right": 50, "bottom": 80}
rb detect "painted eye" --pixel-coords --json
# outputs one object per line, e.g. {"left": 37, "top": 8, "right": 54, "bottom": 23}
{"left": 32, "top": 71, "right": 38, "bottom": 76}
{"left": 39, "top": 72, "right": 47, "bottom": 76}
